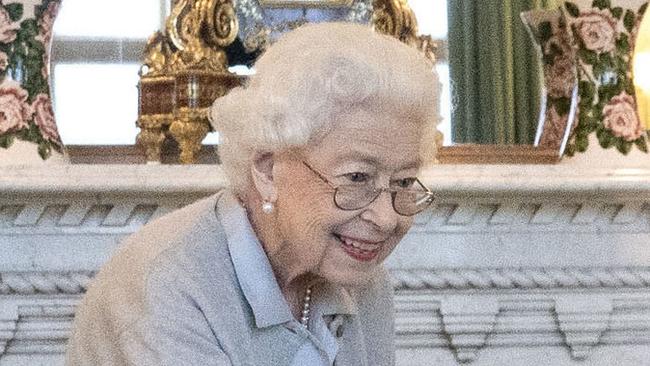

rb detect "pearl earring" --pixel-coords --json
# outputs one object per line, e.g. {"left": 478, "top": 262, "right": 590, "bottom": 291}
{"left": 262, "top": 200, "right": 274, "bottom": 214}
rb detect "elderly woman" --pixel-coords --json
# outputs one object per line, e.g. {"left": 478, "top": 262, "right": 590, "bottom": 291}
{"left": 66, "top": 22, "right": 440, "bottom": 365}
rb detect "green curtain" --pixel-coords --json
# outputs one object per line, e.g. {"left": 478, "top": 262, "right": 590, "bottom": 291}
{"left": 449, "top": 0, "right": 558, "bottom": 144}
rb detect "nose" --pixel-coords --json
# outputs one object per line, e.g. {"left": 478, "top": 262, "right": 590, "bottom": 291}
{"left": 360, "top": 190, "right": 399, "bottom": 232}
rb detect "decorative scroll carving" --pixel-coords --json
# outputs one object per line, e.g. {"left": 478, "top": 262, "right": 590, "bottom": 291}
{"left": 0, "top": 272, "right": 94, "bottom": 295}
{"left": 8, "top": 268, "right": 650, "bottom": 295}
{"left": 3, "top": 201, "right": 649, "bottom": 232}
{"left": 372, "top": 0, "right": 437, "bottom": 63}
{"left": 167, "top": 0, "right": 195, "bottom": 51}
{"left": 138, "top": 0, "right": 240, "bottom": 163}
{"left": 372, "top": 0, "right": 417, "bottom": 43}
{"left": 141, "top": 32, "right": 174, "bottom": 77}
{"left": 0, "top": 268, "right": 650, "bottom": 304}
{"left": 169, "top": 8, "right": 229, "bottom": 73}
{"left": 410, "top": 202, "right": 649, "bottom": 230}
{"left": 201, "top": 0, "right": 239, "bottom": 48}
{"left": 0, "top": 203, "right": 183, "bottom": 230}
{"left": 0, "top": 268, "right": 650, "bottom": 295}
{"left": 3, "top": 167, "right": 650, "bottom": 364}
{"left": 4, "top": 267, "right": 649, "bottom": 295}
{"left": 391, "top": 267, "right": 650, "bottom": 290}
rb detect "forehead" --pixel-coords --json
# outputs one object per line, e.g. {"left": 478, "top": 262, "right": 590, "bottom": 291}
{"left": 305, "top": 108, "right": 423, "bottom": 170}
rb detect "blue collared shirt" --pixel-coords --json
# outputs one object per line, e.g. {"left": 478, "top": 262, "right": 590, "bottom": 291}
{"left": 218, "top": 192, "right": 358, "bottom": 365}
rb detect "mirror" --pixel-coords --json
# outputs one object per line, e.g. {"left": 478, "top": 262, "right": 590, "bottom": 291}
{"left": 48, "top": 0, "right": 650, "bottom": 163}
{"left": 50, "top": 0, "right": 449, "bottom": 147}
{"left": 51, "top": 0, "right": 167, "bottom": 145}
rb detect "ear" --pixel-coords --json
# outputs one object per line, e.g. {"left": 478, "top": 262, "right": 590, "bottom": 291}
{"left": 250, "top": 151, "right": 278, "bottom": 203}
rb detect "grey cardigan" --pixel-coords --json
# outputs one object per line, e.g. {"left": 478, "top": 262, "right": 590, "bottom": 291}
{"left": 65, "top": 191, "right": 396, "bottom": 366}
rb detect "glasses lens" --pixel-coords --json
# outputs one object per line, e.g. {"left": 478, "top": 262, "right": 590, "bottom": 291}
{"left": 334, "top": 185, "right": 380, "bottom": 210}
{"left": 393, "top": 190, "right": 434, "bottom": 216}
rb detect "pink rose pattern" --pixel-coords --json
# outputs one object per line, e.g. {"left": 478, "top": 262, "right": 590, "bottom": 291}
{"left": 36, "top": 2, "right": 60, "bottom": 83}
{"left": 575, "top": 9, "right": 617, "bottom": 53}
{"left": 0, "top": 80, "right": 33, "bottom": 134}
{"left": 563, "top": 0, "right": 649, "bottom": 155}
{"left": 540, "top": 106, "right": 567, "bottom": 148}
{"left": 522, "top": 10, "right": 577, "bottom": 151}
{"left": 0, "top": 7, "right": 19, "bottom": 44}
{"left": 41, "top": 56, "right": 48, "bottom": 80}
{"left": 35, "top": 1, "right": 59, "bottom": 45}
{"left": 0, "top": 1, "right": 64, "bottom": 156}
{"left": 545, "top": 55, "right": 576, "bottom": 99}
{"left": 603, "top": 92, "right": 643, "bottom": 141}
{"left": 0, "top": 51, "right": 8, "bottom": 71}
{"left": 31, "top": 93, "right": 61, "bottom": 145}
{"left": 540, "top": 32, "right": 577, "bottom": 99}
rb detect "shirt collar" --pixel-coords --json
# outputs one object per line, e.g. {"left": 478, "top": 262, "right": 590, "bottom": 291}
{"left": 216, "top": 190, "right": 358, "bottom": 328}
{"left": 217, "top": 191, "right": 293, "bottom": 328}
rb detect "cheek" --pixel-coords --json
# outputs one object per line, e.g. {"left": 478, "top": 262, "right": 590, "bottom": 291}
{"left": 276, "top": 190, "right": 351, "bottom": 246}
{"left": 275, "top": 176, "right": 348, "bottom": 234}
{"left": 275, "top": 167, "right": 332, "bottom": 211}
{"left": 384, "top": 218, "right": 414, "bottom": 251}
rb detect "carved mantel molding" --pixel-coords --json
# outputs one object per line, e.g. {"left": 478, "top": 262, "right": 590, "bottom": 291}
{"left": 4, "top": 163, "right": 650, "bottom": 194}
{"left": 2, "top": 164, "right": 650, "bottom": 365}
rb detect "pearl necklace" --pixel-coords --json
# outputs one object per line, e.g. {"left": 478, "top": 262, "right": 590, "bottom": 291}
{"left": 299, "top": 285, "right": 313, "bottom": 328}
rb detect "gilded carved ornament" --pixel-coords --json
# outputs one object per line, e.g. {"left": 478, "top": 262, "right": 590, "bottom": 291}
{"left": 137, "top": 0, "right": 438, "bottom": 163}
{"left": 372, "top": 0, "right": 437, "bottom": 64}
{"left": 141, "top": 31, "right": 173, "bottom": 77}
{"left": 138, "top": 0, "right": 240, "bottom": 164}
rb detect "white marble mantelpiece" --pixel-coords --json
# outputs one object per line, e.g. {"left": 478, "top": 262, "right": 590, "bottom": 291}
{"left": 5, "top": 163, "right": 650, "bottom": 195}
{"left": 1, "top": 164, "right": 650, "bottom": 366}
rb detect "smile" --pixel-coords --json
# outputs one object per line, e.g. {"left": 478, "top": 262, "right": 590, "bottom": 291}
{"left": 334, "top": 234, "right": 381, "bottom": 262}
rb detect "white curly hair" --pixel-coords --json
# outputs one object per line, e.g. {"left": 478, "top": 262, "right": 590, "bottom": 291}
{"left": 210, "top": 22, "right": 441, "bottom": 196}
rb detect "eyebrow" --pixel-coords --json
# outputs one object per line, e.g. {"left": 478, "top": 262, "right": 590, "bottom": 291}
{"left": 335, "top": 152, "right": 420, "bottom": 172}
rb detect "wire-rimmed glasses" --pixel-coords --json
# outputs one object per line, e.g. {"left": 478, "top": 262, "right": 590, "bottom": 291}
{"left": 301, "top": 161, "right": 434, "bottom": 216}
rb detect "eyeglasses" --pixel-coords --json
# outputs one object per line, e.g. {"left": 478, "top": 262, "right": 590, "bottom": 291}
{"left": 301, "top": 161, "right": 434, "bottom": 216}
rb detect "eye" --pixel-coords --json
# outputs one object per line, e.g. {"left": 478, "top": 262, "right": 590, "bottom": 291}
{"left": 392, "top": 177, "right": 417, "bottom": 189}
{"left": 343, "top": 172, "right": 370, "bottom": 184}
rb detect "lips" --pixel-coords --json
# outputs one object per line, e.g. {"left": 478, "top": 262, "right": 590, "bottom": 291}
{"left": 335, "top": 234, "right": 382, "bottom": 262}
